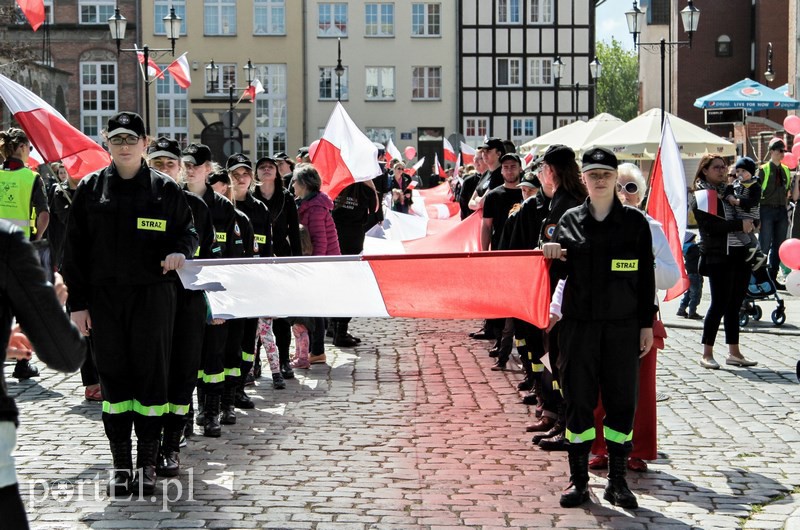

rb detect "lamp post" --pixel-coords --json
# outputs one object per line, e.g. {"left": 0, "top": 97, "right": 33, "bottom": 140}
{"left": 553, "top": 57, "right": 602, "bottom": 117}
{"left": 335, "top": 38, "right": 345, "bottom": 102}
{"left": 625, "top": 0, "right": 700, "bottom": 127}
{"left": 108, "top": 7, "right": 181, "bottom": 136}
{"left": 205, "top": 59, "right": 256, "bottom": 156}
{"left": 764, "top": 42, "right": 776, "bottom": 85}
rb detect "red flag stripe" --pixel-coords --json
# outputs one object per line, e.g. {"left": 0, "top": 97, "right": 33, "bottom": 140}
{"left": 16, "top": 0, "right": 45, "bottom": 31}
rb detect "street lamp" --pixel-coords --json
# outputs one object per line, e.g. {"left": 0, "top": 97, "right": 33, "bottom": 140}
{"left": 205, "top": 59, "right": 256, "bottom": 156}
{"left": 334, "top": 38, "right": 345, "bottom": 102}
{"left": 108, "top": 6, "right": 182, "bottom": 135}
{"left": 552, "top": 57, "right": 602, "bottom": 117}
{"left": 764, "top": 42, "right": 776, "bottom": 84}
{"left": 626, "top": 0, "right": 700, "bottom": 127}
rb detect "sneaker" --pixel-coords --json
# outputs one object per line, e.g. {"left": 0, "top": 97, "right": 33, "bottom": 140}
{"left": 687, "top": 312, "right": 703, "bottom": 320}
{"left": 12, "top": 359, "right": 39, "bottom": 379}
{"left": 676, "top": 308, "right": 688, "bottom": 318}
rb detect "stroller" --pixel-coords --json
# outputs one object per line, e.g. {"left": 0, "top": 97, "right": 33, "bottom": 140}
{"left": 739, "top": 266, "right": 786, "bottom": 327}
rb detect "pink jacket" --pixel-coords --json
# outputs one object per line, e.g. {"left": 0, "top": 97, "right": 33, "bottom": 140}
{"left": 297, "top": 192, "right": 341, "bottom": 256}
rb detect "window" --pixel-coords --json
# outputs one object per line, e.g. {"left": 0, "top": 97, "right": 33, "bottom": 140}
{"left": 464, "top": 117, "right": 489, "bottom": 146}
{"left": 648, "top": 0, "right": 670, "bottom": 25}
{"left": 154, "top": 0, "right": 186, "bottom": 35}
{"left": 412, "top": 3, "right": 440, "bottom": 37}
{"left": 557, "top": 117, "right": 576, "bottom": 128}
{"left": 254, "top": 0, "right": 285, "bottom": 35}
{"left": 319, "top": 66, "right": 349, "bottom": 100}
{"left": 255, "top": 64, "right": 288, "bottom": 158}
{"left": 80, "top": 61, "right": 116, "bottom": 142}
{"left": 79, "top": 0, "right": 115, "bottom": 24}
{"left": 318, "top": 3, "right": 348, "bottom": 37}
{"left": 412, "top": 66, "right": 441, "bottom": 100}
{"left": 497, "top": 0, "right": 521, "bottom": 24}
{"left": 204, "top": 0, "right": 237, "bottom": 35}
{"left": 365, "top": 128, "right": 395, "bottom": 145}
{"left": 206, "top": 63, "right": 238, "bottom": 96}
{"left": 366, "top": 67, "right": 395, "bottom": 100}
{"left": 529, "top": 0, "right": 553, "bottom": 24}
{"left": 365, "top": 3, "right": 394, "bottom": 37}
{"left": 156, "top": 65, "right": 189, "bottom": 146}
{"left": 716, "top": 35, "right": 732, "bottom": 57}
{"left": 511, "top": 118, "right": 537, "bottom": 144}
{"left": 497, "top": 58, "right": 522, "bottom": 87}
{"left": 528, "top": 58, "right": 553, "bottom": 86}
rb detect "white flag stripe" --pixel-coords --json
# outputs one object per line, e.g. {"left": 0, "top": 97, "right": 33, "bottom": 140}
{"left": 320, "top": 102, "right": 381, "bottom": 182}
{"left": 661, "top": 117, "right": 687, "bottom": 244}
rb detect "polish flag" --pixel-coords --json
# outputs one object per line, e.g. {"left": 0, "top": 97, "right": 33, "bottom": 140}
{"left": 646, "top": 116, "right": 688, "bottom": 301}
{"left": 177, "top": 251, "right": 550, "bottom": 328}
{"left": 0, "top": 73, "right": 111, "bottom": 179}
{"left": 420, "top": 181, "right": 454, "bottom": 204}
{"left": 312, "top": 102, "right": 383, "bottom": 200}
{"left": 136, "top": 47, "right": 163, "bottom": 78}
{"left": 443, "top": 137, "right": 457, "bottom": 163}
{"left": 386, "top": 137, "right": 403, "bottom": 164}
{"left": 16, "top": 0, "right": 45, "bottom": 31}
{"left": 242, "top": 79, "right": 265, "bottom": 104}
{"left": 523, "top": 150, "right": 536, "bottom": 168}
{"left": 460, "top": 141, "right": 476, "bottom": 164}
{"left": 165, "top": 53, "right": 192, "bottom": 89}
{"left": 412, "top": 156, "right": 425, "bottom": 173}
{"left": 433, "top": 153, "right": 447, "bottom": 180}
{"left": 693, "top": 189, "right": 718, "bottom": 216}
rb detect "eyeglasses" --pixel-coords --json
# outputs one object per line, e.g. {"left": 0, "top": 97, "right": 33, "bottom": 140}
{"left": 108, "top": 136, "right": 140, "bottom": 146}
{"left": 616, "top": 181, "right": 639, "bottom": 194}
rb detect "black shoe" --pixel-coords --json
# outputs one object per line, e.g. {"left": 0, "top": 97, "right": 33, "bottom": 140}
{"left": 687, "top": 312, "right": 703, "bottom": 320}
{"left": 203, "top": 395, "right": 221, "bottom": 437}
{"left": 676, "top": 308, "right": 688, "bottom": 318}
{"left": 488, "top": 348, "right": 500, "bottom": 358}
{"left": 107, "top": 439, "right": 133, "bottom": 497}
{"left": 517, "top": 378, "right": 534, "bottom": 391}
{"left": 521, "top": 392, "right": 539, "bottom": 405}
{"left": 490, "top": 360, "right": 507, "bottom": 371}
{"left": 560, "top": 451, "right": 590, "bottom": 508}
{"left": 471, "top": 331, "right": 495, "bottom": 340}
{"left": 234, "top": 386, "right": 255, "bottom": 409}
{"left": 333, "top": 334, "right": 358, "bottom": 347}
{"left": 12, "top": 359, "right": 39, "bottom": 379}
{"left": 560, "top": 481, "right": 590, "bottom": 508}
{"left": 537, "top": 431, "right": 567, "bottom": 451}
{"left": 280, "top": 362, "right": 295, "bottom": 380}
{"left": 156, "top": 448, "right": 180, "bottom": 478}
{"left": 604, "top": 479, "right": 638, "bottom": 509}
{"left": 344, "top": 332, "right": 361, "bottom": 344}
{"left": 272, "top": 373, "right": 286, "bottom": 390}
{"left": 131, "top": 439, "right": 159, "bottom": 496}
{"left": 220, "top": 405, "right": 236, "bottom": 425}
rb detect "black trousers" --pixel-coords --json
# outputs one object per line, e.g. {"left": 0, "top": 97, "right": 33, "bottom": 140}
{"left": 702, "top": 248, "right": 750, "bottom": 347}
{"left": 541, "top": 325, "right": 563, "bottom": 417}
{"left": 168, "top": 288, "right": 206, "bottom": 416}
{"left": 200, "top": 322, "right": 227, "bottom": 395}
{"left": 240, "top": 318, "right": 258, "bottom": 382}
{"left": 558, "top": 318, "right": 640, "bottom": 455}
{"left": 273, "top": 317, "right": 291, "bottom": 365}
{"left": 79, "top": 336, "right": 98, "bottom": 386}
{"left": 91, "top": 283, "right": 176, "bottom": 442}
{"left": 224, "top": 318, "right": 245, "bottom": 387}
{"left": 311, "top": 317, "right": 327, "bottom": 355}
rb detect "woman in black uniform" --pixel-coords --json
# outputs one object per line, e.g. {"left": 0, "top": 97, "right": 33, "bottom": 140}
{"left": 543, "top": 147, "right": 655, "bottom": 510}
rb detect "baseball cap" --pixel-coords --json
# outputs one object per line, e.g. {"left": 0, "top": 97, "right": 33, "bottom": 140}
{"left": 768, "top": 138, "right": 787, "bottom": 152}
{"left": 226, "top": 153, "right": 252, "bottom": 172}
{"left": 500, "top": 153, "right": 522, "bottom": 165}
{"left": 480, "top": 137, "right": 506, "bottom": 154}
{"left": 182, "top": 143, "right": 213, "bottom": 166}
{"left": 297, "top": 147, "right": 310, "bottom": 158}
{"left": 107, "top": 112, "right": 146, "bottom": 138}
{"left": 207, "top": 171, "right": 230, "bottom": 187}
{"left": 581, "top": 147, "right": 619, "bottom": 172}
{"left": 255, "top": 156, "right": 278, "bottom": 170}
{"left": 147, "top": 136, "right": 181, "bottom": 160}
{"left": 518, "top": 174, "right": 541, "bottom": 189}
{"left": 542, "top": 144, "right": 576, "bottom": 166}
{"left": 274, "top": 152, "right": 291, "bottom": 161}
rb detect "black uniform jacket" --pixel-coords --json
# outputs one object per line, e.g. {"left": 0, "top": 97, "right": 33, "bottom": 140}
{"left": 550, "top": 197, "right": 656, "bottom": 329}
{"left": 253, "top": 186, "right": 301, "bottom": 257}
{"left": 0, "top": 221, "right": 86, "bottom": 425}
{"left": 192, "top": 184, "right": 239, "bottom": 259}
{"left": 235, "top": 193, "right": 272, "bottom": 257}
{"left": 62, "top": 162, "right": 198, "bottom": 312}
{"left": 183, "top": 190, "right": 220, "bottom": 259}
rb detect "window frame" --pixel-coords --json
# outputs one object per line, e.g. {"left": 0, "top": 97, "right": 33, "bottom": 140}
{"left": 411, "top": 66, "right": 441, "bottom": 101}
{"left": 80, "top": 61, "right": 117, "bottom": 143}
{"left": 319, "top": 66, "right": 350, "bottom": 101}
{"left": 511, "top": 117, "right": 537, "bottom": 145}
{"left": 318, "top": 2, "right": 349, "bottom": 37}
{"left": 529, "top": 0, "right": 553, "bottom": 24}
{"left": 253, "top": 0, "right": 286, "bottom": 35}
{"left": 496, "top": 58, "right": 523, "bottom": 87}
{"left": 528, "top": 57, "right": 553, "bottom": 86}
{"left": 497, "top": 0, "right": 521, "bottom": 25}
{"left": 254, "top": 63, "right": 288, "bottom": 158}
{"left": 154, "top": 0, "right": 187, "bottom": 36}
{"left": 365, "top": 3, "right": 394, "bottom": 38}
{"left": 205, "top": 63, "right": 238, "bottom": 96}
{"left": 78, "top": 0, "right": 116, "bottom": 25}
{"left": 204, "top": 0, "right": 237, "bottom": 36}
{"left": 464, "top": 117, "right": 489, "bottom": 146}
{"left": 365, "top": 66, "right": 396, "bottom": 101}
{"left": 411, "top": 3, "right": 441, "bottom": 37}
{"left": 155, "top": 63, "right": 189, "bottom": 146}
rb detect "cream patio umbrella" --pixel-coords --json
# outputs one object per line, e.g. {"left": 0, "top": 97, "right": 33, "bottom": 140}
{"left": 586, "top": 108, "right": 736, "bottom": 159}
{"left": 519, "top": 113, "right": 625, "bottom": 155}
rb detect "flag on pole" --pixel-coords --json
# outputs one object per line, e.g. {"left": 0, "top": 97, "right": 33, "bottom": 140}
{"left": 0, "top": 73, "right": 111, "bottom": 179}
{"left": 433, "top": 153, "right": 447, "bottom": 180}
{"left": 136, "top": 47, "right": 163, "bottom": 78}
{"left": 454, "top": 153, "right": 462, "bottom": 184}
{"left": 443, "top": 137, "right": 457, "bottom": 163}
{"left": 164, "top": 52, "right": 192, "bottom": 89}
{"left": 646, "top": 116, "right": 689, "bottom": 301}
{"left": 386, "top": 138, "right": 403, "bottom": 164}
{"left": 412, "top": 156, "right": 425, "bottom": 173}
{"left": 16, "top": 0, "right": 45, "bottom": 31}
{"left": 460, "top": 141, "right": 476, "bottom": 164}
{"left": 311, "top": 102, "right": 383, "bottom": 200}
{"left": 241, "top": 79, "right": 265, "bottom": 104}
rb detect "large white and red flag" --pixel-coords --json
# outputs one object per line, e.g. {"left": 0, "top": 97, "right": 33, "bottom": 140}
{"left": 136, "top": 47, "right": 163, "bottom": 78}
{"left": 16, "top": 0, "right": 45, "bottom": 31}
{"left": 460, "top": 141, "right": 476, "bottom": 164}
{"left": 164, "top": 52, "right": 192, "bottom": 89}
{"left": 386, "top": 137, "right": 403, "bottom": 164}
{"left": 312, "top": 102, "right": 383, "bottom": 200}
{"left": 646, "top": 116, "right": 688, "bottom": 301}
{"left": 0, "top": 73, "right": 111, "bottom": 178}
{"left": 178, "top": 251, "right": 550, "bottom": 327}
{"left": 241, "top": 79, "right": 265, "bottom": 104}
{"left": 443, "top": 137, "right": 457, "bottom": 163}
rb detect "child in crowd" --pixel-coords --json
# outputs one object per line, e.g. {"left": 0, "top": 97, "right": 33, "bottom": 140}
{"left": 723, "top": 156, "right": 767, "bottom": 270}
{"left": 677, "top": 232, "right": 703, "bottom": 319}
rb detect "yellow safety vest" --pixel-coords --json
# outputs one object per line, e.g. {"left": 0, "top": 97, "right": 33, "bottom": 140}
{"left": 0, "top": 167, "right": 37, "bottom": 238}
{"left": 760, "top": 162, "right": 792, "bottom": 197}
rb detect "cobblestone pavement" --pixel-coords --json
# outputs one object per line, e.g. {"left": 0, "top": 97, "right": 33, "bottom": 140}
{"left": 6, "top": 298, "right": 800, "bottom": 529}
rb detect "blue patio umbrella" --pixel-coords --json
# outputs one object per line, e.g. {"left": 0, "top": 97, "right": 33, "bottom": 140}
{"left": 694, "top": 78, "right": 800, "bottom": 111}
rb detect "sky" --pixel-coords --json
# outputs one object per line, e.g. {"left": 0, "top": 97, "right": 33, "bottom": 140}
{"left": 596, "top": 0, "right": 636, "bottom": 51}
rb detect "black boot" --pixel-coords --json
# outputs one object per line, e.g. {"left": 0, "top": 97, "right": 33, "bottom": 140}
{"left": 203, "top": 393, "right": 221, "bottom": 437}
{"left": 131, "top": 439, "right": 159, "bottom": 496}
{"left": 107, "top": 439, "right": 133, "bottom": 497}
{"left": 234, "top": 380, "right": 255, "bottom": 409}
{"left": 333, "top": 322, "right": 358, "bottom": 348}
{"left": 537, "top": 429, "right": 567, "bottom": 451}
{"left": 195, "top": 387, "right": 206, "bottom": 426}
{"left": 604, "top": 454, "right": 638, "bottom": 509}
{"left": 280, "top": 361, "right": 295, "bottom": 380}
{"left": 220, "top": 385, "right": 237, "bottom": 425}
{"left": 156, "top": 419, "right": 184, "bottom": 478}
{"left": 560, "top": 450, "right": 590, "bottom": 508}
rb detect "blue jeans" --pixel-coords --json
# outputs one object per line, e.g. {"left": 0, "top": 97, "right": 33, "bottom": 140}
{"left": 679, "top": 273, "right": 704, "bottom": 313}
{"left": 759, "top": 205, "right": 790, "bottom": 278}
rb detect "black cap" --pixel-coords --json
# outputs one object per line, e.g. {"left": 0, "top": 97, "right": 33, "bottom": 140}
{"left": 255, "top": 156, "right": 278, "bottom": 170}
{"left": 226, "top": 153, "right": 252, "bottom": 172}
{"left": 769, "top": 138, "right": 787, "bottom": 152}
{"left": 147, "top": 136, "right": 181, "bottom": 160}
{"left": 297, "top": 147, "right": 309, "bottom": 157}
{"left": 734, "top": 156, "right": 757, "bottom": 176}
{"left": 542, "top": 144, "right": 576, "bottom": 166}
{"left": 500, "top": 153, "right": 522, "bottom": 165}
{"left": 207, "top": 171, "right": 230, "bottom": 187}
{"left": 480, "top": 137, "right": 506, "bottom": 154}
{"left": 182, "top": 143, "right": 212, "bottom": 166}
{"left": 581, "top": 146, "right": 618, "bottom": 172}
{"left": 274, "top": 152, "right": 291, "bottom": 161}
{"left": 518, "top": 174, "right": 541, "bottom": 189}
{"left": 107, "top": 112, "right": 146, "bottom": 138}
